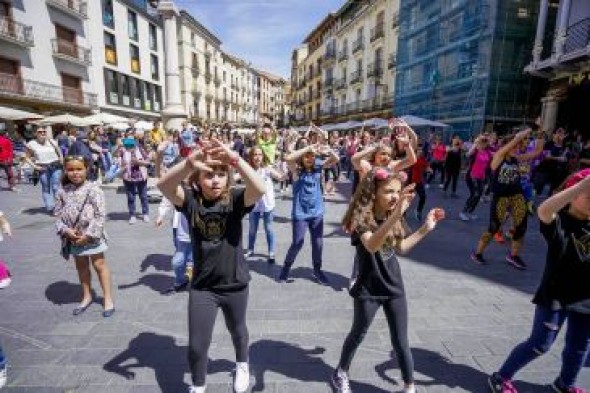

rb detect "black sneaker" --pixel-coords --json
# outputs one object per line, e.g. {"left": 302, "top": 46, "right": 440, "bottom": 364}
{"left": 471, "top": 252, "right": 487, "bottom": 265}
{"left": 488, "top": 372, "right": 518, "bottom": 393}
{"left": 506, "top": 254, "right": 527, "bottom": 270}
{"left": 162, "top": 282, "right": 188, "bottom": 295}
{"left": 551, "top": 377, "right": 584, "bottom": 393}
{"left": 278, "top": 268, "right": 289, "bottom": 283}
{"left": 267, "top": 256, "right": 275, "bottom": 265}
{"left": 313, "top": 270, "right": 329, "bottom": 285}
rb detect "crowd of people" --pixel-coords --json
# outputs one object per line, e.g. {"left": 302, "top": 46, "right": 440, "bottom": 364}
{"left": 0, "top": 117, "right": 589, "bottom": 393}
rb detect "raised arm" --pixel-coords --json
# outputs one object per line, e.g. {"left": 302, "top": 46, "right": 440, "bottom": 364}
{"left": 537, "top": 175, "right": 590, "bottom": 224}
{"left": 351, "top": 145, "right": 376, "bottom": 171}
{"left": 491, "top": 129, "right": 530, "bottom": 170}
{"left": 157, "top": 150, "right": 206, "bottom": 207}
{"left": 396, "top": 208, "right": 445, "bottom": 254}
{"left": 391, "top": 140, "right": 417, "bottom": 172}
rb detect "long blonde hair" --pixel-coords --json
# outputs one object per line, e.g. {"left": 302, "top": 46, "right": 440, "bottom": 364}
{"left": 342, "top": 168, "right": 406, "bottom": 248}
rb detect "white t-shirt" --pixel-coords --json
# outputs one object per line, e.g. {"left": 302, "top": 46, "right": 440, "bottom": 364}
{"left": 253, "top": 167, "right": 275, "bottom": 213}
{"left": 26, "top": 139, "right": 60, "bottom": 164}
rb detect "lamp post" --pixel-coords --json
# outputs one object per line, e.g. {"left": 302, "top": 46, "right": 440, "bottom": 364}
{"left": 158, "top": 0, "right": 187, "bottom": 130}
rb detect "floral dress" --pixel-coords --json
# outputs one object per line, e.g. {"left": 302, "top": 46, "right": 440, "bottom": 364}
{"left": 54, "top": 181, "right": 107, "bottom": 256}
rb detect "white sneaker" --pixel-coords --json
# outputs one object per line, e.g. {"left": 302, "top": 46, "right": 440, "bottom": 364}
{"left": 129, "top": 216, "right": 137, "bottom": 225}
{"left": 469, "top": 213, "right": 478, "bottom": 220}
{"left": 188, "top": 386, "right": 206, "bottom": 393}
{"left": 0, "top": 364, "right": 7, "bottom": 388}
{"left": 459, "top": 212, "right": 470, "bottom": 221}
{"left": 244, "top": 250, "right": 253, "bottom": 258}
{"left": 234, "top": 362, "right": 250, "bottom": 393}
{"left": 403, "top": 386, "right": 416, "bottom": 393}
{"left": 143, "top": 215, "right": 150, "bottom": 223}
{"left": 0, "top": 277, "right": 12, "bottom": 289}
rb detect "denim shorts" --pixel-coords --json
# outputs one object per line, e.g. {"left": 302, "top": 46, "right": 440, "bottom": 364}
{"left": 71, "top": 239, "right": 108, "bottom": 256}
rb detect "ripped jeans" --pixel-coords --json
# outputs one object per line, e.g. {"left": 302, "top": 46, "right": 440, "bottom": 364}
{"left": 498, "top": 305, "right": 590, "bottom": 387}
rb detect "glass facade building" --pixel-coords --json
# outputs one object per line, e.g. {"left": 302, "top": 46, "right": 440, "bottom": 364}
{"left": 394, "top": 0, "right": 544, "bottom": 138}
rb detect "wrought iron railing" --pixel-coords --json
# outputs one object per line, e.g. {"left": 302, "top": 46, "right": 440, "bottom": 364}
{"left": 46, "top": 0, "right": 88, "bottom": 19}
{"left": 350, "top": 69, "right": 363, "bottom": 84}
{"left": 0, "top": 17, "right": 33, "bottom": 46}
{"left": 51, "top": 39, "right": 91, "bottom": 65}
{"left": 0, "top": 73, "right": 97, "bottom": 107}
{"left": 370, "top": 23, "right": 385, "bottom": 42}
{"left": 564, "top": 17, "right": 590, "bottom": 54}
{"left": 388, "top": 53, "right": 397, "bottom": 69}
{"left": 352, "top": 36, "right": 364, "bottom": 53}
{"left": 367, "top": 62, "right": 384, "bottom": 78}
{"left": 338, "top": 49, "right": 348, "bottom": 62}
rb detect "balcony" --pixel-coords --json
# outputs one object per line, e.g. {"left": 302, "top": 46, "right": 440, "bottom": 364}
{"left": 352, "top": 36, "right": 364, "bottom": 54}
{"left": 323, "top": 78, "right": 333, "bottom": 89}
{"left": 46, "top": 0, "right": 88, "bottom": 20}
{"left": 205, "top": 93, "right": 213, "bottom": 102}
{"left": 191, "top": 65, "right": 200, "bottom": 77}
{"left": 388, "top": 53, "right": 397, "bottom": 69}
{"left": 392, "top": 12, "right": 399, "bottom": 29}
{"left": 306, "top": 71, "right": 314, "bottom": 80}
{"left": 314, "top": 91, "right": 321, "bottom": 99}
{"left": 214, "top": 76, "right": 221, "bottom": 86}
{"left": 338, "top": 49, "right": 348, "bottom": 62}
{"left": 0, "top": 72, "right": 97, "bottom": 109}
{"left": 370, "top": 23, "right": 385, "bottom": 43}
{"left": 564, "top": 18, "right": 590, "bottom": 57}
{"left": 350, "top": 69, "right": 363, "bottom": 85}
{"left": 51, "top": 39, "right": 91, "bottom": 66}
{"left": 323, "top": 49, "right": 336, "bottom": 65}
{"left": 0, "top": 17, "right": 34, "bottom": 47}
{"left": 367, "top": 62, "right": 383, "bottom": 79}
{"left": 335, "top": 77, "right": 347, "bottom": 90}
{"left": 204, "top": 71, "right": 212, "bottom": 83}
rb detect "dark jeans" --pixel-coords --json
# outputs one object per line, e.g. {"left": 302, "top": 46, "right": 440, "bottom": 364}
{"left": 428, "top": 160, "right": 445, "bottom": 184}
{"left": 188, "top": 286, "right": 249, "bottom": 386}
{"left": 443, "top": 168, "right": 460, "bottom": 193}
{"left": 338, "top": 296, "right": 414, "bottom": 384}
{"left": 282, "top": 216, "right": 324, "bottom": 273}
{"left": 123, "top": 180, "right": 149, "bottom": 216}
{"left": 414, "top": 182, "right": 426, "bottom": 214}
{"left": 498, "top": 305, "right": 590, "bottom": 388}
{"left": 463, "top": 177, "right": 485, "bottom": 214}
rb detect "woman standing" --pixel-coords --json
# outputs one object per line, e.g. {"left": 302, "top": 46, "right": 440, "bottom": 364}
{"left": 54, "top": 156, "right": 114, "bottom": 317}
{"left": 443, "top": 135, "right": 462, "bottom": 197}
{"left": 24, "top": 126, "right": 63, "bottom": 213}
{"left": 117, "top": 137, "right": 151, "bottom": 224}
{"left": 488, "top": 169, "right": 590, "bottom": 393}
{"left": 460, "top": 134, "right": 493, "bottom": 221}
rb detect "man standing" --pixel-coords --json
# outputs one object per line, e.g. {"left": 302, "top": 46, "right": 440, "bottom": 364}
{"left": 149, "top": 120, "right": 166, "bottom": 149}
{"left": 0, "top": 130, "right": 16, "bottom": 191}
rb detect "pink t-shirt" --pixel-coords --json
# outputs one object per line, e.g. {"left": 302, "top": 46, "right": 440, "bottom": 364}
{"left": 470, "top": 149, "right": 492, "bottom": 180}
{"left": 432, "top": 144, "right": 446, "bottom": 161}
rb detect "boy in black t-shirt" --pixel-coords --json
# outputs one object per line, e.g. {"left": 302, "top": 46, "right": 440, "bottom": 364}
{"left": 488, "top": 169, "right": 590, "bottom": 393}
{"left": 157, "top": 138, "right": 266, "bottom": 393}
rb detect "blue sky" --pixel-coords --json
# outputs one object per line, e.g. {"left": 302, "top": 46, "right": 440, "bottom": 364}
{"left": 176, "top": 0, "right": 343, "bottom": 78}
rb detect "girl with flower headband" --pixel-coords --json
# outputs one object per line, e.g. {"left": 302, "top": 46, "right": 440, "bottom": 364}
{"left": 488, "top": 169, "right": 590, "bottom": 393}
{"left": 350, "top": 119, "right": 417, "bottom": 183}
{"left": 334, "top": 167, "right": 445, "bottom": 393}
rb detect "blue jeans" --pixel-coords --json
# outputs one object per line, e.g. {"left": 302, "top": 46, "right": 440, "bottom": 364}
{"left": 0, "top": 343, "right": 5, "bottom": 368}
{"left": 282, "top": 216, "right": 324, "bottom": 272}
{"left": 499, "top": 305, "right": 590, "bottom": 387}
{"left": 123, "top": 180, "right": 149, "bottom": 216}
{"left": 39, "top": 165, "right": 62, "bottom": 212}
{"left": 172, "top": 241, "right": 193, "bottom": 285}
{"left": 247, "top": 211, "right": 275, "bottom": 255}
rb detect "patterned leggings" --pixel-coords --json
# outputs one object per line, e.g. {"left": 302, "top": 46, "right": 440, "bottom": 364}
{"left": 481, "top": 193, "right": 528, "bottom": 242}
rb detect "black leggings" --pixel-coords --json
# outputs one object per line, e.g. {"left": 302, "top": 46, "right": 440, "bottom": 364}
{"left": 443, "top": 168, "right": 460, "bottom": 193}
{"left": 414, "top": 182, "right": 426, "bottom": 214}
{"left": 338, "top": 296, "right": 414, "bottom": 384}
{"left": 188, "top": 286, "right": 249, "bottom": 386}
{"left": 428, "top": 161, "right": 445, "bottom": 184}
{"left": 463, "top": 177, "right": 485, "bottom": 214}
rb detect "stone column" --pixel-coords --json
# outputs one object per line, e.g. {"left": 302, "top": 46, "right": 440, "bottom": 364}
{"left": 554, "top": 0, "right": 572, "bottom": 59}
{"left": 541, "top": 95, "right": 560, "bottom": 134}
{"left": 158, "top": 1, "right": 187, "bottom": 130}
{"left": 532, "top": 0, "right": 549, "bottom": 63}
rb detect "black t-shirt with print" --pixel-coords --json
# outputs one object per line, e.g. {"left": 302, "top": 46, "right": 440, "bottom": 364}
{"left": 533, "top": 211, "right": 590, "bottom": 314}
{"left": 350, "top": 226, "right": 405, "bottom": 300}
{"left": 537, "top": 141, "right": 567, "bottom": 174}
{"left": 492, "top": 156, "right": 522, "bottom": 196}
{"left": 178, "top": 187, "right": 253, "bottom": 291}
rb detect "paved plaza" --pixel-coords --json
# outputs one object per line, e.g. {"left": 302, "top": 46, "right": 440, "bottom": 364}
{"left": 0, "top": 180, "right": 589, "bottom": 393}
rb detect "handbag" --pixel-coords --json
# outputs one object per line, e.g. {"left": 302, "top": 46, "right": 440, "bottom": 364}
{"left": 60, "top": 191, "right": 91, "bottom": 260}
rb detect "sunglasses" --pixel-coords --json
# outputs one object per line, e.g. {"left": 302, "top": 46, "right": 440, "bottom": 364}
{"left": 37, "top": 130, "right": 47, "bottom": 134}
{"left": 65, "top": 155, "right": 86, "bottom": 162}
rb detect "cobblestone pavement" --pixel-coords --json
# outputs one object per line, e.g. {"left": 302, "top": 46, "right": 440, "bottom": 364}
{"left": 0, "top": 179, "right": 588, "bottom": 392}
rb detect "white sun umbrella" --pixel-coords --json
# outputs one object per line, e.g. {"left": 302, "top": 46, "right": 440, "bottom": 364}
{"left": 365, "top": 118, "right": 389, "bottom": 128}
{"left": 39, "top": 113, "right": 96, "bottom": 127}
{"left": 341, "top": 120, "right": 364, "bottom": 130}
{"left": 108, "top": 122, "right": 131, "bottom": 131}
{"left": 0, "top": 106, "right": 44, "bottom": 121}
{"left": 133, "top": 120, "right": 154, "bottom": 131}
{"left": 84, "top": 112, "right": 130, "bottom": 125}
{"left": 399, "top": 115, "right": 450, "bottom": 128}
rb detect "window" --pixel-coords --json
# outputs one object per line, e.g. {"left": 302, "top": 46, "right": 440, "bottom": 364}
{"left": 132, "top": 78, "right": 142, "bottom": 108}
{"left": 128, "top": 10, "right": 138, "bottom": 41}
{"left": 102, "top": 0, "right": 114, "bottom": 29}
{"left": 150, "top": 54, "right": 159, "bottom": 80}
{"left": 105, "top": 69, "right": 119, "bottom": 104}
{"left": 104, "top": 32, "right": 117, "bottom": 65}
{"left": 149, "top": 24, "right": 157, "bottom": 51}
{"left": 191, "top": 32, "right": 196, "bottom": 48}
{"left": 120, "top": 74, "right": 130, "bottom": 106}
{"left": 130, "top": 44, "right": 140, "bottom": 74}
{"left": 144, "top": 83, "right": 152, "bottom": 111}
{"left": 154, "top": 86, "right": 162, "bottom": 112}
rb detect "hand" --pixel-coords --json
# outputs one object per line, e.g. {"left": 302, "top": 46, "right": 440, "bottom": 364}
{"left": 63, "top": 228, "right": 78, "bottom": 241}
{"left": 425, "top": 208, "right": 445, "bottom": 231}
{"left": 155, "top": 217, "right": 164, "bottom": 228}
{"left": 1, "top": 223, "right": 12, "bottom": 237}
{"left": 515, "top": 128, "right": 532, "bottom": 141}
{"left": 73, "top": 234, "right": 90, "bottom": 246}
{"left": 185, "top": 149, "right": 214, "bottom": 173}
{"left": 203, "top": 138, "right": 239, "bottom": 165}
{"left": 395, "top": 183, "right": 416, "bottom": 215}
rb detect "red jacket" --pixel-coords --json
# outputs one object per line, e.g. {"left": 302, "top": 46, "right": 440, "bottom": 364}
{"left": 0, "top": 135, "right": 14, "bottom": 163}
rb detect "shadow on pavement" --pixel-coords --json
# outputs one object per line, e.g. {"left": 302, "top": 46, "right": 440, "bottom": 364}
{"left": 118, "top": 273, "right": 173, "bottom": 293}
{"left": 20, "top": 207, "right": 50, "bottom": 215}
{"left": 106, "top": 212, "right": 131, "bottom": 221}
{"left": 140, "top": 253, "right": 172, "bottom": 272}
{"left": 375, "top": 348, "right": 550, "bottom": 393}
{"left": 247, "top": 259, "right": 348, "bottom": 292}
{"left": 45, "top": 280, "right": 96, "bottom": 305}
